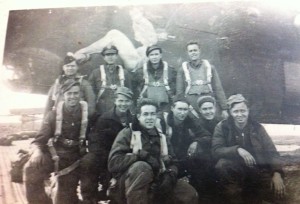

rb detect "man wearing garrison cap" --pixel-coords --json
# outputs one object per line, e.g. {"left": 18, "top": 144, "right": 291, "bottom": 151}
{"left": 80, "top": 87, "right": 134, "bottom": 203}
{"left": 133, "top": 44, "right": 176, "bottom": 112}
{"left": 212, "top": 94, "right": 285, "bottom": 203}
{"left": 44, "top": 52, "right": 96, "bottom": 118}
{"left": 88, "top": 45, "right": 132, "bottom": 115}
{"left": 25, "top": 80, "right": 88, "bottom": 204}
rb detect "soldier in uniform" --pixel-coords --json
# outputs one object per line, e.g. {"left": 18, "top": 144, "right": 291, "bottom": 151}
{"left": 197, "top": 95, "right": 221, "bottom": 135}
{"left": 133, "top": 45, "right": 176, "bottom": 112}
{"left": 108, "top": 98, "right": 198, "bottom": 204}
{"left": 212, "top": 94, "right": 285, "bottom": 203}
{"left": 80, "top": 87, "right": 134, "bottom": 204}
{"left": 157, "top": 95, "right": 211, "bottom": 178}
{"left": 44, "top": 53, "right": 96, "bottom": 118}
{"left": 176, "top": 41, "right": 228, "bottom": 119}
{"left": 24, "top": 80, "right": 88, "bottom": 204}
{"left": 88, "top": 45, "right": 132, "bottom": 115}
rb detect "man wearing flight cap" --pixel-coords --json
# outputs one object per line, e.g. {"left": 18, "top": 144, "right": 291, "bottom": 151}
{"left": 197, "top": 95, "right": 221, "bottom": 135}
{"left": 189, "top": 95, "right": 221, "bottom": 202}
{"left": 80, "top": 86, "right": 134, "bottom": 204}
{"left": 133, "top": 44, "right": 176, "bottom": 112}
{"left": 88, "top": 45, "right": 132, "bottom": 115}
{"left": 45, "top": 52, "right": 96, "bottom": 118}
{"left": 24, "top": 80, "right": 88, "bottom": 204}
{"left": 212, "top": 94, "right": 285, "bottom": 203}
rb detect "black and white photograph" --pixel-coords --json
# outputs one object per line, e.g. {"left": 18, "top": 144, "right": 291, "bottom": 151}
{"left": 1, "top": 0, "right": 300, "bottom": 203}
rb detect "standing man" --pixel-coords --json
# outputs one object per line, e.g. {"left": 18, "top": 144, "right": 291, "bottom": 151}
{"left": 45, "top": 52, "right": 96, "bottom": 118}
{"left": 80, "top": 87, "right": 134, "bottom": 204}
{"left": 197, "top": 95, "right": 221, "bottom": 134}
{"left": 134, "top": 45, "right": 176, "bottom": 112}
{"left": 176, "top": 41, "right": 228, "bottom": 119}
{"left": 88, "top": 45, "right": 132, "bottom": 115}
{"left": 24, "top": 81, "right": 88, "bottom": 204}
{"left": 108, "top": 98, "right": 198, "bottom": 204}
{"left": 212, "top": 94, "right": 285, "bottom": 203}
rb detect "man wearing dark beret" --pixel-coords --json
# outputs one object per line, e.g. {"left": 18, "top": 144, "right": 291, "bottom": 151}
{"left": 80, "top": 87, "right": 134, "bottom": 203}
{"left": 212, "top": 94, "right": 286, "bottom": 203}
{"left": 44, "top": 52, "right": 96, "bottom": 118}
{"left": 132, "top": 44, "right": 176, "bottom": 112}
{"left": 24, "top": 81, "right": 88, "bottom": 204}
{"left": 176, "top": 41, "right": 228, "bottom": 119}
{"left": 88, "top": 45, "right": 132, "bottom": 115}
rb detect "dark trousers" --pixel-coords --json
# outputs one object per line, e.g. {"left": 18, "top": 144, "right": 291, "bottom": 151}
{"left": 187, "top": 147, "right": 216, "bottom": 203}
{"left": 111, "top": 161, "right": 199, "bottom": 204}
{"left": 24, "top": 152, "right": 80, "bottom": 204}
{"left": 80, "top": 152, "right": 109, "bottom": 203}
{"left": 215, "top": 158, "right": 285, "bottom": 204}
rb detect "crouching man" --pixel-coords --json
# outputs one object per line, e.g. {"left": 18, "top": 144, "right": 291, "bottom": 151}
{"left": 212, "top": 94, "right": 285, "bottom": 204}
{"left": 107, "top": 98, "right": 198, "bottom": 204}
{"left": 24, "top": 80, "right": 88, "bottom": 204}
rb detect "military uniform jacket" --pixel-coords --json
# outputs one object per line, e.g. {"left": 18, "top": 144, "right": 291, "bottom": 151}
{"left": 212, "top": 117, "right": 283, "bottom": 175}
{"left": 108, "top": 120, "right": 177, "bottom": 177}
{"left": 197, "top": 115, "right": 220, "bottom": 135}
{"left": 88, "top": 107, "right": 133, "bottom": 154}
{"left": 33, "top": 104, "right": 83, "bottom": 160}
{"left": 176, "top": 61, "right": 227, "bottom": 110}
{"left": 161, "top": 112, "right": 211, "bottom": 160}
{"left": 133, "top": 60, "right": 176, "bottom": 103}
{"left": 88, "top": 64, "right": 132, "bottom": 96}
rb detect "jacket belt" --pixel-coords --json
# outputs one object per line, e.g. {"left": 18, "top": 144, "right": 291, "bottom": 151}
{"left": 57, "top": 138, "right": 79, "bottom": 147}
{"left": 147, "top": 81, "right": 166, "bottom": 87}
{"left": 191, "top": 80, "right": 210, "bottom": 86}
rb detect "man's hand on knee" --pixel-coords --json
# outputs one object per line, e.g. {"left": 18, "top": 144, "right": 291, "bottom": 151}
{"left": 29, "top": 149, "right": 44, "bottom": 168}
{"left": 237, "top": 148, "right": 256, "bottom": 167}
{"left": 137, "top": 150, "right": 160, "bottom": 171}
{"left": 158, "top": 169, "right": 177, "bottom": 195}
{"left": 271, "top": 172, "right": 285, "bottom": 198}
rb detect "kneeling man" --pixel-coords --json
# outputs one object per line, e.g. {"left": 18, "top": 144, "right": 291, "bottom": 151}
{"left": 212, "top": 94, "right": 285, "bottom": 203}
{"left": 108, "top": 98, "right": 198, "bottom": 204}
{"left": 24, "top": 80, "right": 88, "bottom": 204}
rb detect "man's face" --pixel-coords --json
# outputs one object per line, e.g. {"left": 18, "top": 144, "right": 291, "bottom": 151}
{"left": 171, "top": 101, "right": 189, "bottom": 122}
{"left": 148, "top": 49, "right": 162, "bottom": 65}
{"left": 63, "top": 61, "right": 78, "bottom": 76}
{"left": 187, "top": 44, "right": 201, "bottom": 61}
{"left": 199, "top": 102, "right": 216, "bottom": 121}
{"left": 63, "top": 86, "right": 81, "bottom": 108}
{"left": 137, "top": 105, "right": 157, "bottom": 129}
{"left": 114, "top": 94, "right": 132, "bottom": 113}
{"left": 104, "top": 53, "right": 118, "bottom": 65}
{"left": 229, "top": 102, "right": 249, "bottom": 127}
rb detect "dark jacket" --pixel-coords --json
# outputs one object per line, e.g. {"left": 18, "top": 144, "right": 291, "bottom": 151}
{"left": 88, "top": 107, "right": 133, "bottom": 153}
{"left": 162, "top": 112, "right": 211, "bottom": 160}
{"left": 108, "top": 118, "right": 177, "bottom": 177}
{"left": 212, "top": 117, "right": 283, "bottom": 175}
{"left": 197, "top": 115, "right": 220, "bottom": 135}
